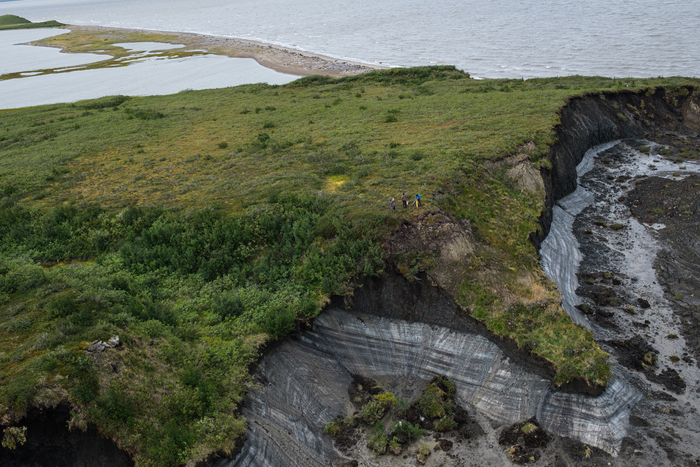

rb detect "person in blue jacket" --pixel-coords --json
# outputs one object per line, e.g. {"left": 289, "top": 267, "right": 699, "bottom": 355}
{"left": 415, "top": 193, "right": 421, "bottom": 207}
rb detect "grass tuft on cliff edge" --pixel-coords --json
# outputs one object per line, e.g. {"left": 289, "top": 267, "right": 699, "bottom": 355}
{"left": 0, "top": 66, "right": 698, "bottom": 465}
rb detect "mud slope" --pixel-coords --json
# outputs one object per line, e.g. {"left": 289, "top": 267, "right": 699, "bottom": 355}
{"left": 540, "top": 87, "right": 700, "bottom": 465}
{"left": 544, "top": 139, "right": 700, "bottom": 467}
{"left": 536, "top": 86, "right": 699, "bottom": 246}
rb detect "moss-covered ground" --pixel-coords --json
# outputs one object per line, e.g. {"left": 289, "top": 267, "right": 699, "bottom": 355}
{"left": 1, "top": 66, "right": 698, "bottom": 465}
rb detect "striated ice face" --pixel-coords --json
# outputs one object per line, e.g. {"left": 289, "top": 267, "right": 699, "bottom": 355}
{"left": 540, "top": 141, "right": 620, "bottom": 328}
{"left": 219, "top": 309, "right": 639, "bottom": 467}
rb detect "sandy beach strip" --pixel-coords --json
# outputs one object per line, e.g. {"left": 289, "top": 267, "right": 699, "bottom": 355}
{"left": 55, "top": 25, "right": 387, "bottom": 78}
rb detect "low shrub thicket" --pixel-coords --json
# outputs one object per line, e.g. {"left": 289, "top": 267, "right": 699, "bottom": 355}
{"left": 0, "top": 194, "right": 385, "bottom": 466}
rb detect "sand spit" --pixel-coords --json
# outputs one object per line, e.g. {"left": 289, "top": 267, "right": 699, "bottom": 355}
{"left": 55, "top": 25, "right": 385, "bottom": 78}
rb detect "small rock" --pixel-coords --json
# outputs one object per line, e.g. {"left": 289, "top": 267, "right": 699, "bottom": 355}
{"left": 105, "top": 335, "right": 121, "bottom": 348}
{"left": 87, "top": 340, "right": 106, "bottom": 353}
{"left": 638, "top": 298, "right": 651, "bottom": 308}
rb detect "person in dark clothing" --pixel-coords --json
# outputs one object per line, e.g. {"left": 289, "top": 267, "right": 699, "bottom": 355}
{"left": 390, "top": 197, "right": 396, "bottom": 212}
{"left": 415, "top": 193, "right": 421, "bottom": 207}
{"left": 401, "top": 192, "right": 407, "bottom": 208}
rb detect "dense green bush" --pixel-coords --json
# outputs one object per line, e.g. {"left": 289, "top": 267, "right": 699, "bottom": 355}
{"left": 289, "top": 65, "right": 470, "bottom": 88}
{"left": 434, "top": 415, "right": 457, "bottom": 432}
{"left": 99, "top": 385, "right": 135, "bottom": 423}
{"left": 366, "top": 421, "right": 388, "bottom": 455}
{"left": 415, "top": 384, "right": 450, "bottom": 419}
{"left": 0, "top": 191, "right": 385, "bottom": 466}
{"left": 81, "top": 95, "right": 130, "bottom": 110}
{"left": 390, "top": 420, "right": 424, "bottom": 442}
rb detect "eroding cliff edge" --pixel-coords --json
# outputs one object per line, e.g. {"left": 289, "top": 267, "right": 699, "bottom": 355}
{"left": 0, "top": 405, "right": 134, "bottom": 467}
{"left": 219, "top": 86, "right": 700, "bottom": 467}
{"left": 5, "top": 88, "right": 697, "bottom": 467}
{"left": 535, "top": 86, "right": 700, "bottom": 247}
{"left": 222, "top": 309, "right": 639, "bottom": 467}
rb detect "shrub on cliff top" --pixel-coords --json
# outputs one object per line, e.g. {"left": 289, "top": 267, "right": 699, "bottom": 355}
{"left": 289, "top": 65, "right": 470, "bottom": 88}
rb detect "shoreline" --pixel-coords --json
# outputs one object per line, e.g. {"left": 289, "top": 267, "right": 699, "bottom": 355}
{"left": 56, "top": 25, "right": 387, "bottom": 78}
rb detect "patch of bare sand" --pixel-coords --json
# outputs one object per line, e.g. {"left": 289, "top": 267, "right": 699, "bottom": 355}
{"left": 67, "top": 25, "right": 386, "bottom": 78}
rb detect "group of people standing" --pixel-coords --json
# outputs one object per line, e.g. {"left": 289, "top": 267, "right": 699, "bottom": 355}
{"left": 390, "top": 192, "right": 421, "bottom": 212}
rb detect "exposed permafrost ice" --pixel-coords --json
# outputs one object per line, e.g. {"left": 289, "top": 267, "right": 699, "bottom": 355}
{"left": 218, "top": 309, "right": 640, "bottom": 467}
{"left": 540, "top": 141, "right": 619, "bottom": 327}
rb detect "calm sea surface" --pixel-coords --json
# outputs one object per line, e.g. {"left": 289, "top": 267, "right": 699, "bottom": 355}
{"left": 1, "top": 0, "right": 699, "bottom": 79}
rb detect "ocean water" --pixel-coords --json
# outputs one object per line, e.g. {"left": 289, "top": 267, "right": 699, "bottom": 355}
{"left": 1, "top": 0, "right": 699, "bottom": 79}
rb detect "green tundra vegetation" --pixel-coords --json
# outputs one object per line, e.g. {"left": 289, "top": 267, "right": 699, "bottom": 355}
{"left": 0, "top": 15, "right": 64, "bottom": 30}
{"left": 0, "top": 66, "right": 698, "bottom": 466}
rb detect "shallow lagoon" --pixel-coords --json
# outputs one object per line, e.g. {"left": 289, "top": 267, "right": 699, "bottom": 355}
{"left": 0, "top": 29, "right": 298, "bottom": 109}
{"left": 0, "top": 51, "right": 297, "bottom": 109}
{"left": 0, "top": 28, "right": 103, "bottom": 75}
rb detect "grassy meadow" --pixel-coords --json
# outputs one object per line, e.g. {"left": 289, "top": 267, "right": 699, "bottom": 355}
{"left": 1, "top": 66, "right": 698, "bottom": 465}
{"left": 0, "top": 15, "right": 64, "bottom": 30}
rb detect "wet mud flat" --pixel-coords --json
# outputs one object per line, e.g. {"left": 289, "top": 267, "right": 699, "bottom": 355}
{"left": 556, "top": 136, "right": 700, "bottom": 465}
